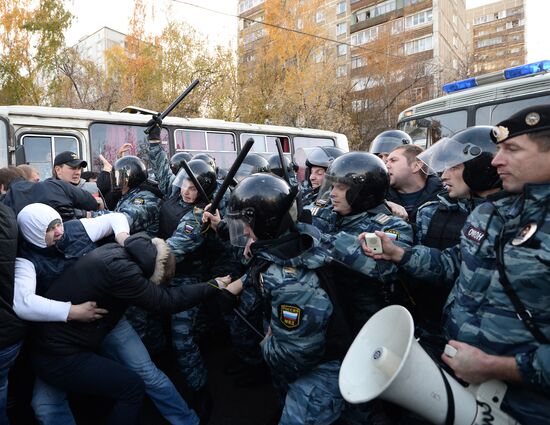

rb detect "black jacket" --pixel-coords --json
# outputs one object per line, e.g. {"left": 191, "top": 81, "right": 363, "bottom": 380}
{"left": 387, "top": 174, "right": 445, "bottom": 224}
{"left": 0, "top": 203, "right": 26, "bottom": 349}
{"left": 3, "top": 178, "right": 98, "bottom": 218}
{"left": 33, "top": 234, "right": 219, "bottom": 355}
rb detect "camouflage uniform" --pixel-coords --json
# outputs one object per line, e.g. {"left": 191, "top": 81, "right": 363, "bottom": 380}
{"left": 243, "top": 223, "right": 344, "bottom": 425}
{"left": 400, "top": 185, "right": 550, "bottom": 424}
{"left": 309, "top": 203, "right": 414, "bottom": 332}
{"left": 114, "top": 187, "right": 161, "bottom": 236}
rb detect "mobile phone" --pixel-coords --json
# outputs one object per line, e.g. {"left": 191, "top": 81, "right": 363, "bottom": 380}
{"left": 364, "top": 232, "right": 383, "bottom": 254}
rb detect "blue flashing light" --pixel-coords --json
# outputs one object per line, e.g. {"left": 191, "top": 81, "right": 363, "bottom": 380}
{"left": 442, "top": 78, "right": 477, "bottom": 94}
{"left": 503, "top": 60, "right": 550, "bottom": 79}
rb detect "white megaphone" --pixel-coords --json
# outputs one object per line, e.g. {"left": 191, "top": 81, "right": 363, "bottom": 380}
{"left": 339, "top": 305, "right": 520, "bottom": 425}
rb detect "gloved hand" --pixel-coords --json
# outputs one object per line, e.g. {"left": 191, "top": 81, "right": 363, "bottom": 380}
{"left": 57, "top": 206, "right": 87, "bottom": 221}
{"left": 146, "top": 114, "right": 162, "bottom": 142}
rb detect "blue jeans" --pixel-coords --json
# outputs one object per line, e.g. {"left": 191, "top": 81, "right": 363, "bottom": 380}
{"left": 0, "top": 341, "right": 22, "bottom": 425}
{"left": 32, "top": 319, "right": 199, "bottom": 425}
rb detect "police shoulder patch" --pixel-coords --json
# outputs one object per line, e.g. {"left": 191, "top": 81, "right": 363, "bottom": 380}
{"left": 282, "top": 266, "right": 297, "bottom": 277}
{"left": 373, "top": 213, "right": 391, "bottom": 225}
{"left": 132, "top": 197, "right": 145, "bottom": 205}
{"left": 384, "top": 229, "right": 399, "bottom": 241}
{"left": 314, "top": 198, "right": 328, "bottom": 208}
{"left": 184, "top": 223, "right": 195, "bottom": 234}
{"left": 464, "top": 225, "right": 486, "bottom": 244}
{"left": 278, "top": 304, "right": 302, "bottom": 329}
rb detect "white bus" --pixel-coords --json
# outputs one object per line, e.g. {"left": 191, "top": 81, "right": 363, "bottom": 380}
{"left": 0, "top": 105, "right": 349, "bottom": 180}
{"left": 396, "top": 60, "right": 550, "bottom": 147}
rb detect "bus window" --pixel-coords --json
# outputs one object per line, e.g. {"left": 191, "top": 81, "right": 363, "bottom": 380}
{"left": 475, "top": 95, "right": 550, "bottom": 125}
{"left": 240, "top": 134, "right": 290, "bottom": 159}
{"left": 207, "top": 132, "right": 236, "bottom": 151}
{"left": 0, "top": 119, "right": 7, "bottom": 168}
{"left": 90, "top": 123, "right": 168, "bottom": 171}
{"left": 399, "top": 110, "right": 467, "bottom": 147}
{"left": 22, "top": 135, "right": 79, "bottom": 180}
{"left": 293, "top": 137, "right": 334, "bottom": 150}
{"left": 175, "top": 130, "right": 207, "bottom": 151}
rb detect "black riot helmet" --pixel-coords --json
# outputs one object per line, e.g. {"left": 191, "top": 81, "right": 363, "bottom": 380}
{"left": 226, "top": 173, "right": 298, "bottom": 245}
{"left": 305, "top": 146, "right": 345, "bottom": 169}
{"left": 113, "top": 155, "right": 148, "bottom": 190}
{"left": 173, "top": 159, "right": 217, "bottom": 201}
{"left": 234, "top": 153, "right": 271, "bottom": 183}
{"left": 322, "top": 152, "right": 389, "bottom": 213}
{"left": 267, "top": 154, "right": 296, "bottom": 178}
{"left": 370, "top": 130, "right": 412, "bottom": 156}
{"left": 193, "top": 153, "right": 218, "bottom": 173}
{"left": 170, "top": 152, "right": 193, "bottom": 175}
{"left": 418, "top": 126, "right": 501, "bottom": 194}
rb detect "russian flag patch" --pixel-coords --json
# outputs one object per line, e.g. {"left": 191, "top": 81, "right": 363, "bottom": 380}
{"left": 278, "top": 304, "right": 303, "bottom": 329}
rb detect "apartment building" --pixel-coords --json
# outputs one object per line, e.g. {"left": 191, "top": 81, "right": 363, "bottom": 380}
{"left": 466, "top": 0, "right": 526, "bottom": 75}
{"left": 74, "top": 27, "right": 126, "bottom": 71}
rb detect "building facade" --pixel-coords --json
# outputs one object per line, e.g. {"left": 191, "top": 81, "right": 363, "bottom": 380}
{"left": 73, "top": 27, "right": 127, "bottom": 71}
{"left": 466, "top": 0, "right": 526, "bottom": 75}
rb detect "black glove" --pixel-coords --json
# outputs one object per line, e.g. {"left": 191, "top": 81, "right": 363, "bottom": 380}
{"left": 146, "top": 114, "right": 162, "bottom": 142}
{"left": 57, "top": 206, "right": 87, "bottom": 221}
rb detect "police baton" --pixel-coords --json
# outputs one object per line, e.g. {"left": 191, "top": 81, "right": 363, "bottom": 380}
{"left": 201, "top": 138, "right": 255, "bottom": 231}
{"left": 275, "top": 137, "right": 290, "bottom": 185}
{"left": 179, "top": 159, "right": 210, "bottom": 204}
{"left": 145, "top": 79, "right": 200, "bottom": 134}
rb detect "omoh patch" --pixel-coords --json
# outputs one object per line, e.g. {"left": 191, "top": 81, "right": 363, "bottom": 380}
{"left": 279, "top": 304, "right": 302, "bottom": 329}
{"left": 464, "top": 225, "right": 485, "bottom": 244}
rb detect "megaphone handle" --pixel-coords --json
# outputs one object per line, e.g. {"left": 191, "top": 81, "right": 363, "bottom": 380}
{"left": 437, "top": 367, "right": 456, "bottom": 425}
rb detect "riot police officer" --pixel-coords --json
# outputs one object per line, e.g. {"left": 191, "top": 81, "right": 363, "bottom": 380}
{"left": 299, "top": 146, "right": 344, "bottom": 207}
{"left": 225, "top": 173, "right": 344, "bottom": 425}
{"left": 369, "top": 129, "right": 412, "bottom": 162}
{"left": 170, "top": 151, "right": 193, "bottom": 176}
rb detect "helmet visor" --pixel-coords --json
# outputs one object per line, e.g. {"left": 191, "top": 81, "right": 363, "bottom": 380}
{"left": 114, "top": 168, "right": 129, "bottom": 190}
{"left": 234, "top": 164, "right": 257, "bottom": 183}
{"left": 418, "top": 137, "right": 482, "bottom": 173}
{"left": 172, "top": 168, "right": 191, "bottom": 189}
{"left": 225, "top": 208, "right": 255, "bottom": 247}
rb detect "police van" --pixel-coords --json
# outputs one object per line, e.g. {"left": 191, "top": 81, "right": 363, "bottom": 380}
{"left": 397, "top": 60, "right": 550, "bottom": 147}
{"left": 0, "top": 105, "right": 349, "bottom": 180}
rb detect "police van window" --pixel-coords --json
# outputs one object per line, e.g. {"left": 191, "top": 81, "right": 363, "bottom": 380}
{"left": 399, "top": 110, "right": 467, "bottom": 146}
{"left": 475, "top": 95, "right": 550, "bottom": 125}
{"left": 207, "top": 132, "right": 236, "bottom": 151}
{"left": 89, "top": 123, "right": 168, "bottom": 171}
{"left": 293, "top": 137, "right": 334, "bottom": 150}
{"left": 175, "top": 129, "right": 207, "bottom": 151}
{"left": 240, "top": 134, "right": 290, "bottom": 159}
{"left": 22, "top": 135, "right": 79, "bottom": 181}
{"left": 0, "top": 119, "right": 7, "bottom": 168}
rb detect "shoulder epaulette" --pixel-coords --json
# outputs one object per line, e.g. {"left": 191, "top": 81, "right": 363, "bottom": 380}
{"left": 373, "top": 213, "right": 391, "bottom": 225}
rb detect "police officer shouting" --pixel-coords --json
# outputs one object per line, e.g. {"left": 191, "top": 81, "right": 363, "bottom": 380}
{"left": 365, "top": 105, "right": 550, "bottom": 424}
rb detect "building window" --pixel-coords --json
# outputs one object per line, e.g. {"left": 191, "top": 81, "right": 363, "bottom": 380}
{"left": 405, "top": 9, "right": 433, "bottom": 30}
{"left": 391, "top": 18, "right": 404, "bottom": 34}
{"left": 352, "top": 77, "right": 367, "bottom": 92}
{"left": 476, "top": 36, "right": 502, "bottom": 48}
{"left": 316, "top": 10, "right": 325, "bottom": 24}
{"left": 336, "top": 22, "right": 347, "bottom": 36}
{"left": 351, "top": 26, "right": 379, "bottom": 46}
{"left": 405, "top": 35, "right": 433, "bottom": 55}
{"left": 355, "top": 0, "right": 396, "bottom": 24}
{"left": 351, "top": 56, "right": 364, "bottom": 69}
{"left": 296, "top": 19, "right": 304, "bottom": 30}
{"left": 314, "top": 49, "right": 325, "bottom": 63}
{"left": 351, "top": 99, "right": 363, "bottom": 112}
{"left": 336, "top": 1, "right": 346, "bottom": 14}
{"left": 337, "top": 44, "right": 348, "bottom": 56}
{"left": 336, "top": 65, "right": 347, "bottom": 78}
{"left": 239, "top": 0, "right": 265, "bottom": 14}
{"left": 413, "top": 87, "right": 424, "bottom": 101}
{"left": 453, "top": 36, "right": 458, "bottom": 48}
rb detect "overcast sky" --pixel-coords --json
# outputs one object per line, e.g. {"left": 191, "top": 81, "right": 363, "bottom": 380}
{"left": 65, "top": 0, "right": 549, "bottom": 61}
